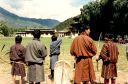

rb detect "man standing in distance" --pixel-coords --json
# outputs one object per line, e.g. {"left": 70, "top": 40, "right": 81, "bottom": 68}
{"left": 70, "top": 26, "right": 97, "bottom": 84}
{"left": 25, "top": 30, "right": 47, "bottom": 84}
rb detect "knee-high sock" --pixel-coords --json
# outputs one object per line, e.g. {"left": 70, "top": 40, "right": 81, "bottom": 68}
{"left": 111, "top": 78, "right": 115, "bottom": 84}
{"left": 74, "top": 82, "right": 81, "bottom": 84}
{"left": 104, "top": 79, "right": 109, "bottom": 84}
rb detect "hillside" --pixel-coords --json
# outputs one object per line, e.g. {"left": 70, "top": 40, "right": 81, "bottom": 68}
{"left": 0, "top": 7, "right": 60, "bottom": 28}
{"left": 53, "top": 17, "right": 74, "bottom": 30}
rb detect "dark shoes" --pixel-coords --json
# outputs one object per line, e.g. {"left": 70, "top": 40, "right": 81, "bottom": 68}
{"left": 48, "top": 74, "right": 54, "bottom": 81}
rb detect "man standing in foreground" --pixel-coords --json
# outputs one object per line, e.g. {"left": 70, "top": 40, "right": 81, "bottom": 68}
{"left": 25, "top": 30, "right": 47, "bottom": 84}
{"left": 10, "top": 35, "right": 26, "bottom": 84}
{"left": 97, "top": 33, "right": 119, "bottom": 84}
{"left": 70, "top": 26, "right": 97, "bottom": 84}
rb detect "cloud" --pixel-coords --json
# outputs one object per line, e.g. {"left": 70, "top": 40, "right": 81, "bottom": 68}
{"left": 71, "top": 0, "right": 90, "bottom": 7}
{"left": 4, "top": 0, "right": 23, "bottom": 9}
{"left": 0, "top": 0, "right": 91, "bottom": 22}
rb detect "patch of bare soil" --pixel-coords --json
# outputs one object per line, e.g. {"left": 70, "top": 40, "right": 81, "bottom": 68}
{"left": 95, "top": 71, "right": 128, "bottom": 84}
{"left": 0, "top": 71, "right": 128, "bottom": 84}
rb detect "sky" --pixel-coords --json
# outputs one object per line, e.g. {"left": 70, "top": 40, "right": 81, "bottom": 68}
{"left": 0, "top": 0, "right": 93, "bottom": 22}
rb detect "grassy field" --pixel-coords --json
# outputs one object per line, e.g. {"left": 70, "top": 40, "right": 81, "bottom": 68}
{"left": 0, "top": 37, "right": 128, "bottom": 75}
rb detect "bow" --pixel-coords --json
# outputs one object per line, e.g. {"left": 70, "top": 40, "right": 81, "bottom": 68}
{"left": 1, "top": 44, "right": 5, "bottom": 52}
{"left": 0, "top": 44, "right": 10, "bottom": 64}
{"left": 96, "top": 32, "right": 102, "bottom": 71}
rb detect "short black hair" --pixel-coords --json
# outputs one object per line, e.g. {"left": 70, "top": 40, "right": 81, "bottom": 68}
{"left": 15, "top": 35, "right": 22, "bottom": 43}
{"left": 79, "top": 25, "right": 90, "bottom": 33}
{"left": 51, "top": 35, "right": 57, "bottom": 41}
{"left": 105, "top": 33, "right": 113, "bottom": 39}
{"left": 32, "top": 29, "right": 41, "bottom": 39}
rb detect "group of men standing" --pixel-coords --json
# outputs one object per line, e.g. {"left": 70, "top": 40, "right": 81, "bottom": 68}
{"left": 9, "top": 30, "right": 62, "bottom": 84}
{"left": 9, "top": 25, "right": 119, "bottom": 84}
{"left": 70, "top": 25, "right": 119, "bottom": 84}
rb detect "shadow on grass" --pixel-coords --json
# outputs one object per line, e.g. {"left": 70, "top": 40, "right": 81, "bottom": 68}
{"left": 95, "top": 83, "right": 103, "bottom": 84}
{"left": 124, "top": 82, "right": 128, "bottom": 84}
{"left": 15, "top": 80, "right": 27, "bottom": 84}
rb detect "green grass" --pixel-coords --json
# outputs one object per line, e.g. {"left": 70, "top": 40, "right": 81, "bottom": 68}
{"left": 0, "top": 37, "right": 128, "bottom": 74}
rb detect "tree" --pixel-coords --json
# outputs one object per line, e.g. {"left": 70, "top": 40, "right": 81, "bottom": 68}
{"left": 79, "top": 0, "right": 128, "bottom": 40}
{"left": 113, "top": 0, "right": 128, "bottom": 35}
{"left": 70, "top": 16, "right": 81, "bottom": 34}
{"left": 0, "top": 21, "right": 9, "bottom": 36}
{"left": 80, "top": 1, "right": 103, "bottom": 40}
{"left": 53, "top": 0, "right": 128, "bottom": 40}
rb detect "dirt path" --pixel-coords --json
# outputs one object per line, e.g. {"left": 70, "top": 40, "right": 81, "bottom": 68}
{"left": 95, "top": 71, "right": 128, "bottom": 84}
{"left": 0, "top": 71, "right": 128, "bottom": 84}
{"left": 1, "top": 63, "right": 128, "bottom": 84}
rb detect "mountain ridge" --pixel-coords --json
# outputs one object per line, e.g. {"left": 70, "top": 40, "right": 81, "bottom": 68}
{"left": 0, "top": 7, "right": 60, "bottom": 28}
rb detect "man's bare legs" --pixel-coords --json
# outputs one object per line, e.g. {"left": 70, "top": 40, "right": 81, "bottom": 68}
{"left": 19, "top": 76, "right": 25, "bottom": 84}
{"left": 12, "top": 75, "right": 26, "bottom": 84}
{"left": 12, "top": 75, "right": 16, "bottom": 84}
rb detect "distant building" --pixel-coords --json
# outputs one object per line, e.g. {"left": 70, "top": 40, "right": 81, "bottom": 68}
{"left": 16, "top": 28, "right": 55, "bottom": 37}
{"left": 16, "top": 28, "right": 72, "bottom": 37}
{"left": 56, "top": 31, "right": 71, "bottom": 37}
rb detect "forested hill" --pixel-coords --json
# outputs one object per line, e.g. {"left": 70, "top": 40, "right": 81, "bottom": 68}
{"left": 53, "top": 17, "right": 74, "bottom": 30}
{"left": 54, "top": 0, "right": 128, "bottom": 41}
{"left": 0, "top": 7, "right": 60, "bottom": 28}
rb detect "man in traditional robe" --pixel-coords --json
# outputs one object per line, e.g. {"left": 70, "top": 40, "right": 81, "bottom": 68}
{"left": 10, "top": 35, "right": 26, "bottom": 84}
{"left": 25, "top": 30, "right": 47, "bottom": 84}
{"left": 97, "top": 33, "right": 119, "bottom": 84}
{"left": 70, "top": 26, "right": 97, "bottom": 84}
{"left": 126, "top": 39, "right": 128, "bottom": 61}
{"left": 49, "top": 34, "right": 62, "bottom": 79}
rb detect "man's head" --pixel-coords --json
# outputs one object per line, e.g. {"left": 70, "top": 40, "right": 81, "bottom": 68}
{"left": 104, "top": 33, "right": 113, "bottom": 42}
{"left": 51, "top": 35, "right": 57, "bottom": 41}
{"left": 15, "top": 35, "right": 22, "bottom": 43}
{"left": 84, "top": 26, "right": 90, "bottom": 35}
{"left": 32, "top": 29, "right": 41, "bottom": 39}
{"left": 79, "top": 25, "right": 90, "bottom": 35}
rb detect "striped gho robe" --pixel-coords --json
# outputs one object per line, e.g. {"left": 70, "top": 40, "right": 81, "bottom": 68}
{"left": 10, "top": 43, "right": 26, "bottom": 77}
{"left": 100, "top": 41, "right": 119, "bottom": 79}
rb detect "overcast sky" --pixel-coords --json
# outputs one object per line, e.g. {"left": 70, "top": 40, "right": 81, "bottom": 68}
{"left": 0, "top": 0, "right": 93, "bottom": 22}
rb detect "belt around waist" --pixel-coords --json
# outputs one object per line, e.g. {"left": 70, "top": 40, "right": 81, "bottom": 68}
{"left": 77, "top": 56, "right": 92, "bottom": 59}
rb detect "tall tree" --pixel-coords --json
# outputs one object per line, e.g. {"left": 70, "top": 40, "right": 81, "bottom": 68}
{"left": 0, "top": 21, "right": 9, "bottom": 36}
{"left": 79, "top": 0, "right": 128, "bottom": 40}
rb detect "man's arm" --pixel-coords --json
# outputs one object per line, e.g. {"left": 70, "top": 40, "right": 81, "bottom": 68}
{"left": 56, "top": 37, "right": 62, "bottom": 47}
{"left": 100, "top": 44, "right": 109, "bottom": 62}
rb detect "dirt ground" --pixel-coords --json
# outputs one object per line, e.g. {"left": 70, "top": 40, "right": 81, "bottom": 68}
{"left": 0, "top": 61, "right": 128, "bottom": 84}
{"left": 0, "top": 71, "right": 128, "bottom": 84}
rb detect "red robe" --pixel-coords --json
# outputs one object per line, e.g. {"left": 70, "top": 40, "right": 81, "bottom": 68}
{"left": 100, "top": 41, "right": 119, "bottom": 79}
{"left": 70, "top": 32, "right": 97, "bottom": 83}
{"left": 10, "top": 44, "right": 26, "bottom": 77}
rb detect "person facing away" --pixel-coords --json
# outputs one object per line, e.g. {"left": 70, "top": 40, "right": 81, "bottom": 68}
{"left": 96, "top": 33, "right": 119, "bottom": 84}
{"left": 126, "top": 39, "right": 128, "bottom": 61}
{"left": 70, "top": 26, "right": 97, "bottom": 84}
{"left": 9, "top": 35, "right": 26, "bottom": 84}
{"left": 49, "top": 34, "right": 62, "bottom": 79}
{"left": 25, "top": 30, "right": 47, "bottom": 84}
